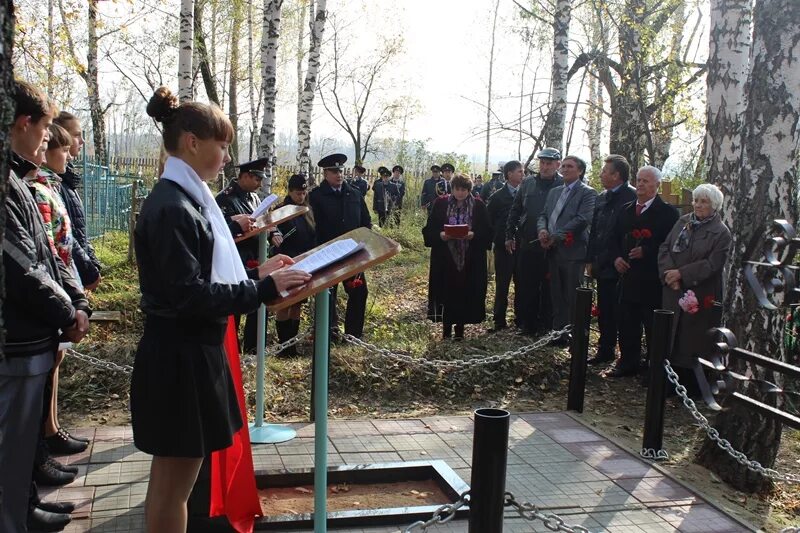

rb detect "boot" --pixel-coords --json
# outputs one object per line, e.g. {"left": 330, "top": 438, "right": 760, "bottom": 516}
{"left": 275, "top": 320, "right": 296, "bottom": 357}
{"left": 289, "top": 319, "right": 302, "bottom": 356}
{"left": 443, "top": 323, "right": 453, "bottom": 339}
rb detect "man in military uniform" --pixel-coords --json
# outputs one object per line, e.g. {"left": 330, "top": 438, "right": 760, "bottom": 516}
{"left": 472, "top": 175, "right": 484, "bottom": 198}
{"left": 420, "top": 165, "right": 442, "bottom": 213}
{"left": 438, "top": 163, "right": 455, "bottom": 196}
{"left": 505, "top": 147, "right": 563, "bottom": 335}
{"left": 350, "top": 165, "right": 370, "bottom": 196}
{"left": 215, "top": 157, "right": 283, "bottom": 352}
{"left": 309, "top": 153, "right": 372, "bottom": 338}
{"left": 390, "top": 165, "right": 406, "bottom": 225}
{"left": 480, "top": 169, "right": 504, "bottom": 202}
{"left": 373, "top": 166, "right": 400, "bottom": 227}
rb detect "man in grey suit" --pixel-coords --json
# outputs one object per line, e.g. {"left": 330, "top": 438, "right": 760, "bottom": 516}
{"left": 537, "top": 156, "right": 597, "bottom": 344}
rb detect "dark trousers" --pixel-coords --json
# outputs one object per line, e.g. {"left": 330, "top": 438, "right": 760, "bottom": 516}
{"left": 596, "top": 277, "right": 620, "bottom": 356}
{"left": 515, "top": 244, "right": 551, "bottom": 332}
{"left": 329, "top": 275, "right": 368, "bottom": 338}
{"left": 493, "top": 245, "right": 520, "bottom": 327}
{"left": 237, "top": 311, "right": 267, "bottom": 354}
{"left": 548, "top": 255, "right": 583, "bottom": 330}
{"left": 377, "top": 210, "right": 387, "bottom": 227}
{"left": 618, "top": 298, "right": 656, "bottom": 373}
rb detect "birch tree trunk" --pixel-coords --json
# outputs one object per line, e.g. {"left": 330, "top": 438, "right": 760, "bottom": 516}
{"left": 296, "top": 0, "right": 308, "bottom": 132}
{"left": 194, "top": 0, "right": 220, "bottom": 106}
{"left": 47, "top": 0, "right": 54, "bottom": 97}
{"left": 87, "top": 0, "right": 107, "bottom": 163}
{"left": 247, "top": 0, "right": 256, "bottom": 159}
{"left": 178, "top": 0, "right": 194, "bottom": 101}
{"left": 696, "top": 0, "right": 800, "bottom": 493}
{"left": 225, "top": 0, "right": 242, "bottom": 179}
{"left": 542, "top": 0, "right": 570, "bottom": 151}
{"left": 259, "top": 0, "right": 284, "bottom": 195}
{"left": 586, "top": 74, "right": 603, "bottom": 168}
{"left": 484, "top": 0, "right": 499, "bottom": 173}
{"left": 705, "top": 0, "right": 751, "bottom": 229}
{"left": 297, "top": 0, "right": 326, "bottom": 181}
{"left": 1, "top": 0, "right": 14, "bottom": 355}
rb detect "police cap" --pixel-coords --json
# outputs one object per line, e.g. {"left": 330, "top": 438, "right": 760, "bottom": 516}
{"left": 430, "top": 164, "right": 441, "bottom": 172}
{"left": 378, "top": 166, "right": 391, "bottom": 177}
{"left": 392, "top": 165, "right": 404, "bottom": 174}
{"left": 536, "top": 147, "right": 562, "bottom": 161}
{"left": 441, "top": 163, "right": 455, "bottom": 172}
{"left": 317, "top": 153, "right": 347, "bottom": 170}
{"left": 353, "top": 165, "right": 366, "bottom": 174}
{"left": 237, "top": 157, "right": 269, "bottom": 178}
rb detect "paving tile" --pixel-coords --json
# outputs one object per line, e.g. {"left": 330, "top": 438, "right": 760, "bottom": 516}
{"left": 615, "top": 477, "right": 699, "bottom": 505}
{"left": 55, "top": 444, "right": 93, "bottom": 465}
{"left": 371, "top": 419, "right": 430, "bottom": 435}
{"left": 40, "top": 486, "right": 94, "bottom": 518}
{"left": 544, "top": 427, "right": 608, "bottom": 444}
{"left": 651, "top": 504, "right": 752, "bottom": 532}
{"left": 275, "top": 437, "right": 324, "bottom": 455}
{"left": 340, "top": 451, "right": 403, "bottom": 464}
{"left": 93, "top": 426, "right": 133, "bottom": 443}
{"left": 592, "top": 457, "right": 664, "bottom": 480}
{"left": 421, "top": 416, "right": 473, "bottom": 433}
{"left": 331, "top": 435, "right": 395, "bottom": 453}
{"left": 90, "top": 442, "right": 149, "bottom": 463}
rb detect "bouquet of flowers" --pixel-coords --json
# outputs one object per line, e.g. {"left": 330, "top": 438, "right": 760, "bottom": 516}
{"left": 563, "top": 231, "right": 574, "bottom": 247}
{"left": 678, "top": 290, "right": 716, "bottom": 314}
{"left": 345, "top": 272, "right": 365, "bottom": 289}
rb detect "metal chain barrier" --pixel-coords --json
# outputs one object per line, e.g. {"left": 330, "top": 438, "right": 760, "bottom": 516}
{"left": 342, "top": 326, "right": 572, "bottom": 372}
{"left": 66, "top": 328, "right": 313, "bottom": 374}
{"left": 780, "top": 527, "right": 800, "bottom": 532}
{"left": 664, "top": 359, "right": 800, "bottom": 483}
{"left": 504, "top": 491, "right": 591, "bottom": 533}
{"left": 66, "top": 348, "right": 133, "bottom": 374}
{"left": 402, "top": 491, "right": 470, "bottom": 532}
{"left": 640, "top": 448, "right": 670, "bottom": 461}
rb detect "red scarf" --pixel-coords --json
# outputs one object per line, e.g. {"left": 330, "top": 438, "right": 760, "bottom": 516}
{"left": 210, "top": 316, "right": 262, "bottom": 532}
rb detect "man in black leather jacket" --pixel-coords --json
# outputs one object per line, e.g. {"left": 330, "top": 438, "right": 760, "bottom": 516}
{"left": 585, "top": 155, "right": 636, "bottom": 365}
{"left": 309, "top": 153, "right": 372, "bottom": 338}
{"left": 3, "top": 80, "right": 91, "bottom": 532}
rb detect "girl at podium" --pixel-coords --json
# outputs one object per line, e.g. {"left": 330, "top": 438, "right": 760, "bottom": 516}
{"left": 132, "top": 86, "right": 310, "bottom": 532}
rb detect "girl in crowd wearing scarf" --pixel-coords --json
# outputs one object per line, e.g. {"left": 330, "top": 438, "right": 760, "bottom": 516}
{"left": 133, "top": 87, "right": 310, "bottom": 531}
{"left": 423, "top": 174, "right": 491, "bottom": 340}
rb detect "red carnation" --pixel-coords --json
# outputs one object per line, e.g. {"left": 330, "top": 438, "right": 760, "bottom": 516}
{"left": 346, "top": 275, "right": 364, "bottom": 289}
{"left": 564, "top": 232, "right": 575, "bottom": 247}
{"left": 640, "top": 228, "right": 653, "bottom": 239}
{"left": 632, "top": 229, "right": 642, "bottom": 240}
{"left": 703, "top": 295, "right": 715, "bottom": 309}
{"left": 245, "top": 259, "right": 260, "bottom": 269}
{"left": 591, "top": 305, "right": 600, "bottom": 318}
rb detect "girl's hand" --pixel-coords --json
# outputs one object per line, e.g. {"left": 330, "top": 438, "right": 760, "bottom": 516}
{"left": 270, "top": 269, "right": 311, "bottom": 293}
{"left": 258, "top": 254, "right": 296, "bottom": 279}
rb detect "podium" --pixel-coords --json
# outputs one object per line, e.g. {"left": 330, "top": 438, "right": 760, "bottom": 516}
{"left": 236, "top": 204, "right": 309, "bottom": 444}
{"left": 266, "top": 227, "right": 401, "bottom": 533}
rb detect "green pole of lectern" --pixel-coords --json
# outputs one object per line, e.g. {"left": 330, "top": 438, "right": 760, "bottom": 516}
{"left": 249, "top": 231, "right": 296, "bottom": 444}
{"left": 313, "top": 289, "right": 330, "bottom": 532}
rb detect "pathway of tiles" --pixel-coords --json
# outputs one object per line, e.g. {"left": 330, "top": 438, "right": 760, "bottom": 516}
{"left": 49, "top": 412, "right": 754, "bottom": 532}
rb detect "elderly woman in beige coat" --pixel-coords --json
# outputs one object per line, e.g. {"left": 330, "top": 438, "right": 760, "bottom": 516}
{"left": 658, "top": 183, "right": 732, "bottom": 393}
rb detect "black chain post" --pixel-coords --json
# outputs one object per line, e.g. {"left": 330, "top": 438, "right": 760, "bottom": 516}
{"left": 469, "top": 408, "right": 510, "bottom": 532}
{"left": 567, "top": 288, "right": 593, "bottom": 412}
{"left": 642, "top": 310, "right": 674, "bottom": 453}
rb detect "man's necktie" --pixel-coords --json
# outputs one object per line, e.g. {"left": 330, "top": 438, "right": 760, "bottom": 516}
{"left": 636, "top": 203, "right": 645, "bottom": 216}
{"left": 549, "top": 186, "right": 571, "bottom": 230}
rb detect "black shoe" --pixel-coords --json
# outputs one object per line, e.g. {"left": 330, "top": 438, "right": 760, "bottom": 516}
{"left": 454, "top": 325, "right": 465, "bottom": 339}
{"left": 27, "top": 506, "right": 71, "bottom": 532}
{"left": 33, "top": 461, "right": 77, "bottom": 486}
{"left": 59, "top": 428, "right": 90, "bottom": 444}
{"left": 587, "top": 352, "right": 615, "bottom": 365}
{"left": 46, "top": 457, "right": 78, "bottom": 474}
{"left": 36, "top": 500, "right": 75, "bottom": 514}
{"left": 45, "top": 429, "right": 88, "bottom": 456}
{"left": 607, "top": 367, "right": 638, "bottom": 378}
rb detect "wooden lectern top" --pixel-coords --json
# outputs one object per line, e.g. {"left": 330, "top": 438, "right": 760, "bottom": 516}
{"left": 266, "top": 227, "right": 401, "bottom": 311}
{"left": 234, "top": 204, "right": 309, "bottom": 243}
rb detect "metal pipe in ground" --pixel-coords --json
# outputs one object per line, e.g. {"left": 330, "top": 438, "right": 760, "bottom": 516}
{"left": 642, "top": 310, "right": 675, "bottom": 452}
{"left": 468, "top": 408, "right": 510, "bottom": 533}
{"left": 567, "top": 287, "right": 594, "bottom": 412}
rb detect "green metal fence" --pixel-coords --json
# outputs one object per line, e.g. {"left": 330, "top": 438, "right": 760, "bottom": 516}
{"left": 80, "top": 153, "right": 151, "bottom": 240}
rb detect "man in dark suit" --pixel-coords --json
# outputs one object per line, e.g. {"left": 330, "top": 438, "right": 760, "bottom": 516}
{"left": 585, "top": 155, "right": 637, "bottom": 365}
{"left": 420, "top": 165, "right": 442, "bottom": 213}
{"left": 608, "top": 165, "right": 679, "bottom": 377}
{"left": 350, "top": 165, "right": 370, "bottom": 196}
{"left": 505, "top": 148, "right": 563, "bottom": 335}
{"left": 309, "top": 153, "right": 373, "bottom": 338}
{"left": 537, "top": 155, "right": 597, "bottom": 343}
{"left": 372, "top": 166, "right": 400, "bottom": 227}
{"left": 486, "top": 161, "right": 524, "bottom": 332}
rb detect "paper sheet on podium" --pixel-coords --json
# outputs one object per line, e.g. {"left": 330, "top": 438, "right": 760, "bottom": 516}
{"left": 289, "top": 238, "right": 365, "bottom": 275}
{"left": 251, "top": 194, "right": 279, "bottom": 219}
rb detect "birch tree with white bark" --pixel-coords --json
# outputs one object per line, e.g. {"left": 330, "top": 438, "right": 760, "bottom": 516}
{"left": 484, "top": 0, "right": 500, "bottom": 173}
{"left": 259, "top": 0, "right": 284, "bottom": 194}
{"left": 542, "top": 0, "right": 570, "bottom": 151}
{"left": 696, "top": 0, "right": 800, "bottom": 493}
{"left": 297, "top": 0, "right": 326, "bottom": 180}
{"left": 705, "top": 0, "right": 751, "bottom": 228}
{"left": 178, "top": 0, "right": 194, "bottom": 101}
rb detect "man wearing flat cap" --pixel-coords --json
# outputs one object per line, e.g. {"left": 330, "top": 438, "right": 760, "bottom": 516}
{"left": 309, "top": 153, "right": 372, "bottom": 338}
{"left": 504, "top": 147, "right": 563, "bottom": 335}
{"left": 420, "top": 165, "right": 442, "bottom": 214}
{"left": 216, "top": 157, "right": 283, "bottom": 351}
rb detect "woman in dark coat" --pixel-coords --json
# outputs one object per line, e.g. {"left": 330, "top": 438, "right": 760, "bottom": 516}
{"left": 134, "top": 87, "right": 310, "bottom": 531}
{"left": 423, "top": 174, "right": 491, "bottom": 339}
{"left": 273, "top": 174, "right": 317, "bottom": 354}
{"left": 658, "top": 183, "right": 732, "bottom": 392}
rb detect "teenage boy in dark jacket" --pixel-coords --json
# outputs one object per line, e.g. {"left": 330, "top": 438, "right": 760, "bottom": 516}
{"left": 2, "top": 80, "right": 91, "bottom": 532}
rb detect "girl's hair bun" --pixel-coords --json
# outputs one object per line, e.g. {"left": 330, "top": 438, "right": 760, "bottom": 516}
{"left": 146, "top": 86, "right": 179, "bottom": 123}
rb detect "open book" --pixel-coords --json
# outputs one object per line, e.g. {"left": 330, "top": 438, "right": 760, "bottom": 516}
{"left": 251, "top": 193, "right": 279, "bottom": 219}
{"left": 288, "top": 238, "right": 366, "bottom": 275}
